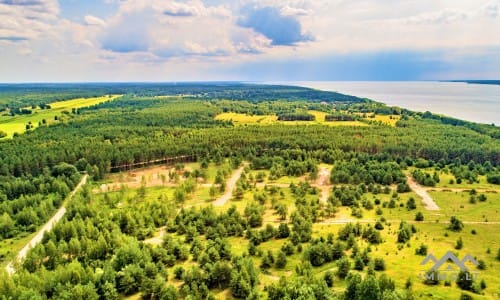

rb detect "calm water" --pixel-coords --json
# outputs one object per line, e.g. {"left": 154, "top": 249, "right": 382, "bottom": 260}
{"left": 287, "top": 81, "right": 500, "bottom": 125}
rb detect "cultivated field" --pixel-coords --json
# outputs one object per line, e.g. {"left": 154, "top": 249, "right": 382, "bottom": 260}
{"left": 0, "top": 95, "right": 120, "bottom": 138}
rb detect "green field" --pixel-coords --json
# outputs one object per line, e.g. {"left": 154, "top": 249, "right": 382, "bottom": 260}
{"left": 215, "top": 111, "right": 368, "bottom": 127}
{"left": 0, "top": 95, "right": 120, "bottom": 138}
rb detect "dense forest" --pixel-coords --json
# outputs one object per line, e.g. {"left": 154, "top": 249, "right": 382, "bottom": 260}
{"left": 0, "top": 83, "right": 499, "bottom": 299}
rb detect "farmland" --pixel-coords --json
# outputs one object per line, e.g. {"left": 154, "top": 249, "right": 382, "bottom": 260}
{"left": 0, "top": 95, "right": 120, "bottom": 138}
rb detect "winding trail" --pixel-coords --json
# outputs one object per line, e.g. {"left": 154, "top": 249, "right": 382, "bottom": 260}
{"left": 5, "top": 174, "right": 88, "bottom": 275}
{"left": 407, "top": 175, "right": 440, "bottom": 211}
{"left": 213, "top": 164, "right": 247, "bottom": 207}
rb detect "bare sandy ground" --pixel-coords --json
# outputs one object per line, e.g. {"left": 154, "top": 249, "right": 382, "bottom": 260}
{"left": 94, "top": 166, "right": 195, "bottom": 192}
{"left": 316, "top": 167, "right": 331, "bottom": 204}
{"left": 143, "top": 226, "right": 166, "bottom": 245}
{"left": 407, "top": 175, "right": 440, "bottom": 210}
{"left": 213, "top": 164, "right": 247, "bottom": 207}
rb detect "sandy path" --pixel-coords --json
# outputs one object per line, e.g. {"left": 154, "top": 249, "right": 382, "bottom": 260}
{"left": 407, "top": 175, "right": 440, "bottom": 211}
{"left": 213, "top": 164, "right": 247, "bottom": 207}
{"left": 6, "top": 174, "right": 88, "bottom": 275}
{"left": 143, "top": 226, "right": 166, "bottom": 245}
{"left": 316, "top": 167, "right": 331, "bottom": 204}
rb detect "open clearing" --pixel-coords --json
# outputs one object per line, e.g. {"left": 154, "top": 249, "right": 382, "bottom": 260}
{"left": 0, "top": 95, "right": 121, "bottom": 138}
{"left": 214, "top": 111, "right": 368, "bottom": 126}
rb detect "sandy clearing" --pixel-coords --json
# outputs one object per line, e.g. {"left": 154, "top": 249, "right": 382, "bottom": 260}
{"left": 407, "top": 175, "right": 440, "bottom": 211}
{"left": 94, "top": 165, "right": 199, "bottom": 192}
{"left": 143, "top": 226, "right": 166, "bottom": 246}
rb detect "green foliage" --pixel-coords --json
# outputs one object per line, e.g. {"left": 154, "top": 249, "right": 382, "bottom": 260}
{"left": 449, "top": 216, "right": 464, "bottom": 232}
{"left": 456, "top": 270, "right": 474, "bottom": 291}
{"left": 337, "top": 256, "right": 351, "bottom": 279}
{"left": 397, "top": 221, "right": 414, "bottom": 243}
{"left": 415, "top": 244, "right": 428, "bottom": 256}
{"left": 455, "top": 237, "right": 464, "bottom": 250}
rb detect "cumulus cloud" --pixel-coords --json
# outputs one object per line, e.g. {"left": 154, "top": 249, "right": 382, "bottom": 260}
{"left": 238, "top": 5, "right": 313, "bottom": 46}
{"left": 163, "top": 2, "right": 199, "bottom": 17}
{"left": 97, "top": 0, "right": 270, "bottom": 58}
{"left": 100, "top": 9, "right": 152, "bottom": 53}
{"left": 0, "top": 0, "right": 58, "bottom": 42}
{"left": 84, "top": 15, "right": 106, "bottom": 26}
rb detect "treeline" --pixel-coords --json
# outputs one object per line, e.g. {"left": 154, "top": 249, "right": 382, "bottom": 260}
{"left": 416, "top": 111, "right": 500, "bottom": 138}
{"left": 0, "top": 83, "right": 365, "bottom": 113}
{"left": 277, "top": 112, "right": 315, "bottom": 121}
{"left": 325, "top": 113, "right": 357, "bottom": 121}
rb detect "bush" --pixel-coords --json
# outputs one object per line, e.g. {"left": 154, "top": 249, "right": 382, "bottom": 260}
{"left": 456, "top": 270, "right": 473, "bottom": 291}
{"left": 415, "top": 211, "right": 424, "bottom": 221}
{"left": 449, "top": 216, "right": 464, "bottom": 232}
{"left": 406, "top": 197, "right": 417, "bottom": 210}
{"left": 173, "top": 266, "right": 185, "bottom": 280}
{"left": 337, "top": 257, "right": 351, "bottom": 279}
{"left": 415, "top": 244, "right": 428, "bottom": 256}
{"left": 477, "top": 259, "right": 486, "bottom": 270}
{"left": 397, "top": 183, "right": 411, "bottom": 193}
{"left": 373, "top": 258, "right": 386, "bottom": 271}
{"left": 275, "top": 251, "right": 287, "bottom": 269}
{"left": 324, "top": 271, "right": 334, "bottom": 287}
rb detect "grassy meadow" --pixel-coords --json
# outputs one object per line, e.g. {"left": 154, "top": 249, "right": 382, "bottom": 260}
{"left": 0, "top": 95, "right": 120, "bottom": 138}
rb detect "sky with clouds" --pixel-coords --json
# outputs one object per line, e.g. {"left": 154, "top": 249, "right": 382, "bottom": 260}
{"left": 0, "top": 0, "right": 499, "bottom": 82}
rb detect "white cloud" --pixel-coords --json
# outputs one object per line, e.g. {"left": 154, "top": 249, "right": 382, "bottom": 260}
{"left": 84, "top": 15, "right": 106, "bottom": 26}
{"left": 0, "top": 0, "right": 59, "bottom": 42}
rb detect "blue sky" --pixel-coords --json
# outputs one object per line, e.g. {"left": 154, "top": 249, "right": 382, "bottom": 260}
{"left": 0, "top": 0, "right": 499, "bottom": 82}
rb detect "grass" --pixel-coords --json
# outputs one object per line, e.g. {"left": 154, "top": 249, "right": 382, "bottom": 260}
{"left": 407, "top": 167, "right": 500, "bottom": 190}
{"left": 428, "top": 191, "right": 500, "bottom": 222}
{"left": 214, "top": 112, "right": 368, "bottom": 127}
{"left": 0, "top": 95, "right": 121, "bottom": 138}
{"left": 0, "top": 231, "right": 35, "bottom": 269}
{"left": 363, "top": 114, "right": 401, "bottom": 126}
{"left": 214, "top": 112, "right": 277, "bottom": 124}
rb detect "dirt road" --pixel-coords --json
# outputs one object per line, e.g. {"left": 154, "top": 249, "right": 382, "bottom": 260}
{"left": 6, "top": 174, "right": 88, "bottom": 275}
{"left": 316, "top": 167, "right": 331, "bottom": 204}
{"left": 213, "top": 164, "right": 247, "bottom": 207}
{"left": 407, "top": 175, "right": 440, "bottom": 211}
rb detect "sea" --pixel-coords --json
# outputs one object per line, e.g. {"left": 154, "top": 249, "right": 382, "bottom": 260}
{"left": 285, "top": 81, "right": 500, "bottom": 126}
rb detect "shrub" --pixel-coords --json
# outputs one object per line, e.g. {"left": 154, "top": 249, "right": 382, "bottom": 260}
{"left": 373, "top": 258, "right": 386, "bottom": 271}
{"left": 415, "top": 244, "right": 428, "bottom": 256}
